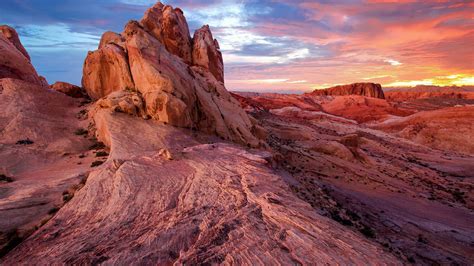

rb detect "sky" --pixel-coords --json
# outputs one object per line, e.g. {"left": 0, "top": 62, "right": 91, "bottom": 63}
{"left": 1, "top": 0, "right": 473, "bottom": 93}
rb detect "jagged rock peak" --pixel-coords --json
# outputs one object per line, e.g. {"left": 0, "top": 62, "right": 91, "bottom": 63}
{"left": 140, "top": 1, "right": 193, "bottom": 64}
{"left": 0, "top": 25, "right": 43, "bottom": 85}
{"left": 98, "top": 31, "right": 124, "bottom": 49}
{"left": 0, "top": 25, "right": 30, "bottom": 61}
{"left": 81, "top": 2, "right": 260, "bottom": 147}
{"left": 310, "top": 82, "right": 385, "bottom": 99}
{"left": 192, "top": 25, "right": 224, "bottom": 83}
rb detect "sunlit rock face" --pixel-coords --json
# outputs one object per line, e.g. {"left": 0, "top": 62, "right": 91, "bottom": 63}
{"left": 310, "top": 83, "right": 385, "bottom": 99}
{"left": 82, "top": 3, "right": 259, "bottom": 147}
{"left": 0, "top": 25, "right": 43, "bottom": 85}
{"left": 192, "top": 25, "right": 224, "bottom": 83}
{"left": 141, "top": 2, "right": 193, "bottom": 65}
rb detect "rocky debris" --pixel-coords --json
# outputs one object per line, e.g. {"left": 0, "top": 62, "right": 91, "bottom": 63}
{"left": 310, "top": 83, "right": 385, "bottom": 99}
{"left": 157, "top": 148, "right": 173, "bottom": 160}
{"left": 0, "top": 25, "right": 43, "bottom": 85}
{"left": 192, "top": 25, "right": 224, "bottom": 83}
{"left": 95, "top": 90, "right": 146, "bottom": 118}
{"left": 50, "top": 82, "right": 87, "bottom": 98}
{"left": 82, "top": 3, "right": 259, "bottom": 147}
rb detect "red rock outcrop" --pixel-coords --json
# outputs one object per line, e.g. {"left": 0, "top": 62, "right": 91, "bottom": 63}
{"left": 141, "top": 2, "right": 193, "bottom": 64}
{"left": 0, "top": 25, "right": 43, "bottom": 85}
{"left": 192, "top": 25, "right": 224, "bottom": 83}
{"left": 82, "top": 44, "right": 134, "bottom": 100}
{"left": 98, "top": 31, "right": 124, "bottom": 49}
{"left": 82, "top": 4, "right": 259, "bottom": 147}
{"left": 50, "top": 81, "right": 87, "bottom": 98}
{"left": 0, "top": 25, "right": 30, "bottom": 60}
{"left": 310, "top": 83, "right": 385, "bottom": 99}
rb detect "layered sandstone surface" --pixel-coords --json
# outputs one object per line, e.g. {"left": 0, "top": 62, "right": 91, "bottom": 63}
{"left": 2, "top": 109, "right": 397, "bottom": 264}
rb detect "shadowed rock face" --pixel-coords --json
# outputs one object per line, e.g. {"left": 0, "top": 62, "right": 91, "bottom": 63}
{"left": 311, "top": 83, "right": 385, "bottom": 99}
{"left": 82, "top": 3, "right": 258, "bottom": 147}
{"left": 0, "top": 25, "right": 43, "bottom": 85}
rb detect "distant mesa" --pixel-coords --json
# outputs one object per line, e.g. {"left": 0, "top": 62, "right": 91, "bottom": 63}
{"left": 310, "top": 83, "right": 385, "bottom": 99}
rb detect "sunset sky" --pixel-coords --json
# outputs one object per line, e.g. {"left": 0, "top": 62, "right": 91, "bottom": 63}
{"left": 1, "top": 0, "right": 473, "bottom": 93}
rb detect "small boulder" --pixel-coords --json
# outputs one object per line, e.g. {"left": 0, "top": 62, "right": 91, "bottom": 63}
{"left": 51, "top": 82, "right": 87, "bottom": 98}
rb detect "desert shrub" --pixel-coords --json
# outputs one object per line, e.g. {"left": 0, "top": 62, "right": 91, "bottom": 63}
{"left": 360, "top": 225, "right": 376, "bottom": 238}
{"left": 79, "top": 174, "right": 88, "bottom": 185}
{"left": 48, "top": 207, "right": 60, "bottom": 215}
{"left": 89, "top": 142, "right": 106, "bottom": 150}
{"left": 0, "top": 229, "right": 23, "bottom": 257}
{"left": 95, "top": 151, "right": 109, "bottom": 157}
{"left": 74, "top": 128, "right": 88, "bottom": 135}
{"left": 91, "top": 161, "right": 104, "bottom": 167}
{"left": 0, "top": 174, "right": 14, "bottom": 183}
{"left": 63, "top": 193, "right": 73, "bottom": 203}
{"left": 452, "top": 190, "right": 466, "bottom": 203}
{"left": 16, "top": 139, "right": 34, "bottom": 145}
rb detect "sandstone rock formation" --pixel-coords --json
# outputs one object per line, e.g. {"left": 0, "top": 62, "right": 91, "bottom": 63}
{"left": 0, "top": 25, "right": 43, "bottom": 85}
{"left": 82, "top": 43, "right": 134, "bottom": 100}
{"left": 1, "top": 19, "right": 474, "bottom": 265}
{"left": 50, "top": 81, "right": 87, "bottom": 98}
{"left": 310, "top": 83, "right": 385, "bottom": 99}
{"left": 192, "top": 25, "right": 224, "bottom": 83}
{"left": 141, "top": 2, "right": 193, "bottom": 64}
{"left": 98, "top": 31, "right": 124, "bottom": 49}
{"left": 0, "top": 25, "right": 30, "bottom": 60}
{"left": 82, "top": 3, "right": 258, "bottom": 147}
